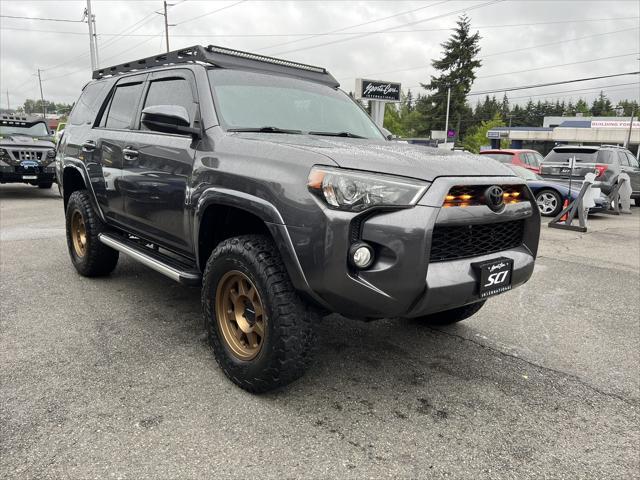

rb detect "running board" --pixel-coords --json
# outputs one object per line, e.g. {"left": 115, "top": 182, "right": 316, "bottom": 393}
{"left": 99, "top": 233, "right": 201, "bottom": 286}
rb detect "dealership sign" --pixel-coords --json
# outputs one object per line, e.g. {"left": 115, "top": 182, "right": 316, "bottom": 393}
{"left": 590, "top": 120, "right": 640, "bottom": 129}
{"left": 355, "top": 78, "right": 401, "bottom": 102}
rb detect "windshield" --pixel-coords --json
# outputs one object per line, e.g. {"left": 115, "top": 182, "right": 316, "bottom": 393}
{"left": 0, "top": 122, "right": 49, "bottom": 137}
{"left": 208, "top": 69, "right": 384, "bottom": 139}
{"left": 508, "top": 165, "right": 543, "bottom": 180}
{"left": 482, "top": 152, "right": 513, "bottom": 163}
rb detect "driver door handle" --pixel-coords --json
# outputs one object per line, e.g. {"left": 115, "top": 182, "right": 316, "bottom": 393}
{"left": 82, "top": 140, "right": 96, "bottom": 152}
{"left": 123, "top": 147, "right": 139, "bottom": 161}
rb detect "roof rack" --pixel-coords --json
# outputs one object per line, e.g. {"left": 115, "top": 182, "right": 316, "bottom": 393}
{"left": 92, "top": 44, "right": 340, "bottom": 87}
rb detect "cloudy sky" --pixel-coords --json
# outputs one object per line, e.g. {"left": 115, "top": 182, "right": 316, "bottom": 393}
{"left": 0, "top": 0, "right": 638, "bottom": 111}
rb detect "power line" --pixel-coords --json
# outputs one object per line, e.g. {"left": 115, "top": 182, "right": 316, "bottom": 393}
{"left": 506, "top": 83, "right": 640, "bottom": 101}
{"left": 3, "top": 16, "right": 638, "bottom": 38}
{"left": 258, "top": 0, "right": 450, "bottom": 52}
{"left": 343, "top": 26, "right": 640, "bottom": 80}
{"left": 271, "top": 0, "right": 506, "bottom": 56}
{"left": 468, "top": 72, "right": 640, "bottom": 96}
{"left": 475, "top": 53, "right": 640, "bottom": 80}
{"left": 174, "top": 0, "right": 247, "bottom": 26}
{"left": 0, "top": 14, "right": 83, "bottom": 23}
{"left": 480, "top": 26, "right": 639, "bottom": 59}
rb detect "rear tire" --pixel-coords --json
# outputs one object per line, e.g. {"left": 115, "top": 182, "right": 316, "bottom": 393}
{"left": 535, "top": 189, "right": 562, "bottom": 217}
{"left": 38, "top": 182, "right": 53, "bottom": 189}
{"left": 634, "top": 198, "right": 640, "bottom": 207}
{"left": 65, "top": 190, "right": 119, "bottom": 277}
{"left": 413, "top": 300, "right": 486, "bottom": 325}
{"left": 202, "top": 235, "right": 318, "bottom": 393}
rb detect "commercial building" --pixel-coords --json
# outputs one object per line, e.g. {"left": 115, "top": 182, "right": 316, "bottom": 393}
{"left": 486, "top": 116, "right": 639, "bottom": 155}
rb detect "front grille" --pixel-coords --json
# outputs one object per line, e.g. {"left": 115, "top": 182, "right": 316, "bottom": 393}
{"left": 9, "top": 150, "right": 43, "bottom": 162}
{"left": 429, "top": 220, "right": 525, "bottom": 262}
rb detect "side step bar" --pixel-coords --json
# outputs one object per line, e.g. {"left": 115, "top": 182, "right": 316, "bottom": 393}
{"left": 99, "top": 233, "right": 201, "bottom": 286}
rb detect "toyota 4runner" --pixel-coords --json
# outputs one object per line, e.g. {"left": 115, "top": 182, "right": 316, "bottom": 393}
{"left": 59, "top": 45, "right": 540, "bottom": 392}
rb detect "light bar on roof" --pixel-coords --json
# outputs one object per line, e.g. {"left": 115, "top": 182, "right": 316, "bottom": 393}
{"left": 205, "top": 45, "right": 327, "bottom": 74}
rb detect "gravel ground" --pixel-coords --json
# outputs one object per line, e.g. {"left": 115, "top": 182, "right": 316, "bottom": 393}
{"left": 1, "top": 183, "right": 638, "bottom": 479}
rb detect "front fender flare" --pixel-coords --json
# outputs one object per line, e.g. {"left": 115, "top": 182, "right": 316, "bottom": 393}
{"left": 193, "top": 187, "right": 329, "bottom": 310}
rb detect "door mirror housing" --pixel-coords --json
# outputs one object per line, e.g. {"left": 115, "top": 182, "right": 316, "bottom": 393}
{"left": 380, "top": 127, "right": 394, "bottom": 141}
{"left": 141, "top": 105, "right": 200, "bottom": 137}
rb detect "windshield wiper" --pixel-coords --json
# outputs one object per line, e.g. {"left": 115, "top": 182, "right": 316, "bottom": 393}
{"left": 227, "top": 126, "right": 302, "bottom": 134}
{"left": 309, "top": 131, "right": 365, "bottom": 139}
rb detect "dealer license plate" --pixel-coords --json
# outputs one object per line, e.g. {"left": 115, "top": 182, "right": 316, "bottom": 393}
{"left": 560, "top": 167, "right": 571, "bottom": 174}
{"left": 22, "top": 175, "right": 38, "bottom": 180}
{"left": 473, "top": 257, "right": 513, "bottom": 298}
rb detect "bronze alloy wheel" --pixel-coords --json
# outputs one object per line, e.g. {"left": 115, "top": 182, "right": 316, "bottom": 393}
{"left": 71, "top": 209, "right": 87, "bottom": 257}
{"left": 215, "top": 270, "right": 266, "bottom": 361}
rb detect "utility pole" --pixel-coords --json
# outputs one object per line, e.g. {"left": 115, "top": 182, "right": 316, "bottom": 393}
{"left": 92, "top": 11, "right": 100, "bottom": 68}
{"left": 84, "top": 0, "right": 97, "bottom": 71}
{"left": 623, "top": 107, "right": 635, "bottom": 149}
{"left": 36, "top": 69, "right": 46, "bottom": 118}
{"left": 158, "top": 1, "right": 175, "bottom": 53}
{"left": 163, "top": 1, "right": 170, "bottom": 52}
{"left": 444, "top": 86, "right": 451, "bottom": 144}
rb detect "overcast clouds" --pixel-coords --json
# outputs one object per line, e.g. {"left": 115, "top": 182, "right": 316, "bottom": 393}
{"left": 0, "top": 0, "right": 638, "bottom": 110}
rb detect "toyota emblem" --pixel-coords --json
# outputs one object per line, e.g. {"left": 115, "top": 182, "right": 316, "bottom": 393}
{"left": 485, "top": 185, "right": 505, "bottom": 211}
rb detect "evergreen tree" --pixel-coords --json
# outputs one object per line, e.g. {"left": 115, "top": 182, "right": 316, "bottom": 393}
{"left": 591, "top": 91, "right": 614, "bottom": 116}
{"left": 574, "top": 98, "right": 591, "bottom": 116}
{"left": 500, "top": 94, "right": 510, "bottom": 121}
{"left": 405, "top": 89, "right": 414, "bottom": 112}
{"left": 415, "top": 15, "right": 481, "bottom": 138}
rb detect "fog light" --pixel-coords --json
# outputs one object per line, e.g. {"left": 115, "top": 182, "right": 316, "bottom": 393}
{"left": 349, "top": 242, "right": 374, "bottom": 269}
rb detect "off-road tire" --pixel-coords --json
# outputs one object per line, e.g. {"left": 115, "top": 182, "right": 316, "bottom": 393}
{"left": 202, "top": 235, "right": 318, "bottom": 393}
{"left": 38, "top": 182, "right": 53, "bottom": 189}
{"left": 414, "top": 300, "right": 486, "bottom": 325}
{"left": 65, "top": 190, "right": 119, "bottom": 276}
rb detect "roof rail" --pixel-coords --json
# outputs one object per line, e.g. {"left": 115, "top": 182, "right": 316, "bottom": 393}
{"left": 92, "top": 44, "right": 340, "bottom": 87}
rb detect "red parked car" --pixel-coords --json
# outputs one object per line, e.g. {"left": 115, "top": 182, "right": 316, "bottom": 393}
{"left": 480, "top": 149, "right": 544, "bottom": 173}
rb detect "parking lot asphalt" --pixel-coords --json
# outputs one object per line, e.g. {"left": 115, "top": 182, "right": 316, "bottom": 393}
{"left": 1, "top": 183, "right": 639, "bottom": 479}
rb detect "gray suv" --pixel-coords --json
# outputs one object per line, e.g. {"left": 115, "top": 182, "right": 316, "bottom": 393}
{"left": 540, "top": 145, "right": 640, "bottom": 205}
{"left": 58, "top": 45, "right": 540, "bottom": 392}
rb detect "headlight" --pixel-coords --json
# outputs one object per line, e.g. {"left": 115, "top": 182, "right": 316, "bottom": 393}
{"left": 47, "top": 149, "right": 56, "bottom": 159}
{"left": 307, "top": 166, "right": 429, "bottom": 212}
{"left": 0, "top": 147, "right": 7, "bottom": 157}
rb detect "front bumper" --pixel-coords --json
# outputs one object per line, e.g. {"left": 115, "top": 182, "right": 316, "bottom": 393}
{"left": 0, "top": 165, "right": 56, "bottom": 184}
{"left": 286, "top": 176, "right": 540, "bottom": 319}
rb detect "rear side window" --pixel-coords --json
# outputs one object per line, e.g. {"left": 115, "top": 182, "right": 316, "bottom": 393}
{"left": 69, "top": 81, "right": 109, "bottom": 126}
{"left": 142, "top": 78, "right": 194, "bottom": 121}
{"left": 483, "top": 153, "right": 513, "bottom": 163}
{"left": 596, "top": 150, "right": 616, "bottom": 164}
{"left": 626, "top": 152, "right": 639, "bottom": 168}
{"left": 103, "top": 82, "right": 144, "bottom": 130}
{"left": 618, "top": 151, "right": 630, "bottom": 166}
{"left": 530, "top": 152, "right": 544, "bottom": 166}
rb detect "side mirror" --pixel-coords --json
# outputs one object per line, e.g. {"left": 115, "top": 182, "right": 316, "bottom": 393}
{"left": 380, "top": 127, "right": 394, "bottom": 141}
{"left": 141, "top": 105, "right": 200, "bottom": 137}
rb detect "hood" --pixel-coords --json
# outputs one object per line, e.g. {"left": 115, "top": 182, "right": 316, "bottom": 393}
{"left": 0, "top": 134, "right": 55, "bottom": 148}
{"left": 231, "top": 133, "right": 515, "bottom": 182}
